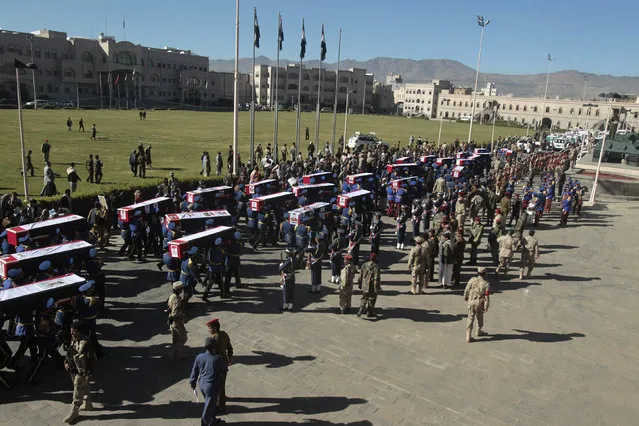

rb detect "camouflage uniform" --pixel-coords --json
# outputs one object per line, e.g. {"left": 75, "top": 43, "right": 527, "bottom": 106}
{"left": 339, "top": 262, "right": 357, "bottom": 313}
{"left": 463, "top": 274, "right": 491, "bottom": 342}
{"left": 519, "top": 234, "right": 539, "bottom": 279}
{"left": 407, "top": 242, "right": 424, "bottom": 294}
{"left": 167, "top": 292, "right": 188, "bottom": 360}
{"left": 63, "top": 330, "right": 95, "bottom": 423}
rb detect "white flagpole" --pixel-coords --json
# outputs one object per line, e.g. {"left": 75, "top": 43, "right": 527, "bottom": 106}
{"left": 232, "top": 0, "right": 240, "bottom": 175}
{"left": 589, "top": 99, "right": 612, "bottom": 203}
{"left": 273, "top": 14, "right": 281, "bottom": 164}
{"left": 295, "top": 19, "right": 304, "bottom": 163}
{"left": 331, "top": 28, "right": 341, "bottom": 154}
{"left": 314, "top": 26, "right": 324, "bottom": 148}
{"left": 250, "top": 8, "right": 257, "bottom": 168}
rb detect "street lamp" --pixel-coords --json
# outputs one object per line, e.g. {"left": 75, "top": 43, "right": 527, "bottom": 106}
{"left": 343, "top": 90, "right": 353, "bottom": 151}
{"left": 467, "top": 15, "right": 490, "bottom": 144}
{"left": 437, "top": 97, "right": 449, "bottom": 147}
{"left": 539, "top": 54, "right": 553, "bottom": 130}
{"left": 15, "top": 59, "right": 38, "bottom": 199}
{"left": 589, "top": 99, "right": 613, "bottom": 204}
{"left": 27, "top": 35, "right": 37, "bottom": 109}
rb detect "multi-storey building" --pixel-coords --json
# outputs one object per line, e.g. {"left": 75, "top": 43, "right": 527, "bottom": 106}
{"left": 372, "top": 81, "right": 395, "bottom": 114}
{"left": 0, "top": 28, "right": 250, "bottom": 107}
{"left": 395, "top": 80, "right": 452, "bottom": 118}
{"left": 253, "top": 64, "right": 373, "bottom": 112}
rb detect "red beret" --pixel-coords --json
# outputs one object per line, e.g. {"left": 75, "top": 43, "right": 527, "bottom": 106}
{"left": 474, "top": 217, "right": 481, "bottom": 222}
{"left": 206, "top": 318, "right": 220, "bottom": 327}
{"left": 369, "top": 253, "right": 377, "bottom": 261}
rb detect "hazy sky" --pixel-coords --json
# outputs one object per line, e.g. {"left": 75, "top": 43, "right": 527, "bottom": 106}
{"left": 3, "top": 0, "right": 638, "bottom": 76}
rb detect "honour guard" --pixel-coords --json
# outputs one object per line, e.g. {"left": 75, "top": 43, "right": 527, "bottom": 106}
{"left": 279, "top": 248, "right": 297, "bottom": 311}
{"left": 307, "top": 236, "right": 325, "bottom": 294}
{"left": 338, "top": 254, "right": 357, "bottom": 314}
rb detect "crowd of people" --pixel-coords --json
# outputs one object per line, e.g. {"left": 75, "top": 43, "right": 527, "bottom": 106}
{"left": 0, "top": 132, "right": 589, "bottom": 424}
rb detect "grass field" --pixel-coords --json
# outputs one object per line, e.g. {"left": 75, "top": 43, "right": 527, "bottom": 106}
{"left": 0, "top": 109, "right": 527, "bottom": 198}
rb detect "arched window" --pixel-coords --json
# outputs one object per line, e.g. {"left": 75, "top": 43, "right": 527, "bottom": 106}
{"left": 523, "top": 106, "right": 527, "bottom": 111}
{"left": 516, "top": 105, "right": 520, "bottom": 111}
{"left": 545, "top": 107, "right": 550, "bottom": 113}
{"left": 570, "top": 108, "right": 575, "bottom": 115}
{"left": 150, "top": 74, "right": 160, "bottom": 83}
{"left": 82, "top": 52, "right": 94, "bottom": 78}
{"left": 509, "top": 104, "right": 513, "bottom": 110}
{"left": 595, "top": 109, "right": 600, "bottom": 116}
{"left": 453, "top": 101, "right": 457, "bottom": 106}
{"left": 288, "top": 83, "right": 297, "bottom": 90}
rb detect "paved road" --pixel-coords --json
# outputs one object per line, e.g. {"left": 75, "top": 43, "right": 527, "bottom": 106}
{"left": 2, "top": 200, "right": 638, "bottom": 425}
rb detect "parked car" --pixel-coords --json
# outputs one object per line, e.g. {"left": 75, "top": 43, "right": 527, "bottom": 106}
{"left": 320, "top": 106, "right": 332, "bottom": 113}
{"left": 552, "top": 137, "right": 568, "bottom": 151}
{"left": 24, "top": 99, "right": 49, "bottom": 108}
{"left": 347, "top": 132, "right": 389, "bottom": 150}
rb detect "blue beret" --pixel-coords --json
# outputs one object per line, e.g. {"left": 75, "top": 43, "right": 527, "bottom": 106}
{"left": 69, "top": 257, "right": 74, "bottom": 265}
{"left": 283, "top": 212, "right": 289, "bottom": 219}
{"left": 238, "top": 184, "right": 245, "bottom": 189}
{"left": 205, "top": 219, "right": 214, "bottom": 226}
{"left": 215, "top": 238, "right": 222, "bottom": 246}
{"left": 310, "top": 178, "right": 316, "bottom": 183}
{"left": 3, "top": 279, "right": 12, "bottom": 289}
{"left": 168, "top": 222, "right": 176, "bottom": 230}
{"left": 134, "top": 210, "right": 143, "bottom": 216}
{"left": 188, "top": 246, "right": 199, "bottom": 255}
{"left": 39, "top": 260, "right": 52, "bottom": 271}
{"left": 46, "top": 297, "right": 55, "bottom": 309}
{"left": 55, "top": 228, "right": 61, "bottom": 235}
{"left": 194, "top": 196, "right": 201, "bottom": 202}
{"left": 8, "top": 268, "right": 21, "bottom": 278}
{"left": 89, "top": 248, "right": 97, "bottom": 258}
{"left": 79, "top": 280, "right": 94, "bottom": 292}
{"left": 234, "top": 231, "right": 241, "bottom": 240}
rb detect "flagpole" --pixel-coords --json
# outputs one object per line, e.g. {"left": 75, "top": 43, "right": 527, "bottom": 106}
{"left": 314, "top": 52, "right": 322, "bottom": 147}
{"left": 331, "top": 28, "right": 341, "bottom": 154}
{"left": 250, "top": 7, "right": 257, "bottom": 168}
{"left": 295, "top": 19, "right": 305, "bottom": 163}
{"left": 273, "top": 13, "right": 281, "bottom": 165}
{"left": 125, "top": 75, "right": 129, "bottom": 109}
{"left": 232, "top": 0, "right": 240, "bottom": 175}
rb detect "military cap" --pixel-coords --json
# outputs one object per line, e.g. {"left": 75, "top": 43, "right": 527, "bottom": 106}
{"left": 168, "top": 222, "right": 176, "bottom": 230}
{"left": 415, "top": 236, "right": 424, "bottom": 244}
{"left": 89, "top": 248, "right": 98, "bottom": 258}
{"left": 188, "top": 246, "right": 199, "bottom": 255}
{"left": 45, "top": 297, "right": 55, "bottom": 309}
{"left": 234, "top": 231, "right": 241, "bottom": 240}
{"left": 8, "top": 268, "right": 22, "bottom": 278}
{"left": 215, "top": 238, "right": 223, "bottom": 246}
{"left": 206, "top": 318, "right": 220, "bottom": 327}
{"left": 18, "top": 235, "right": 30, "bottom": 243}
{"left": 344, "top": 254, "right": 353, "bottom": 262}
{"left": 172, "top": 282, "right": 184, "bottom": 291}
{"left": 369, "top": 253, "right": 377, "bottom": 261}
{"left": 283, "top": 212, "right": 289, "bottom": 219}
{"left": 205, "top": 219, "right": 215, "bottom": 226}
{"left": 134, "top": 210, "right": 143, "bottom": 217}
{"left": 79, "top": 280, "right": 94, "bottom": 292}
{"left": 477, "top": 266, "right": 487, "bottom": 274}
{"left": 474, "top": 217, "right": 481, "bottom": 222}
{"left": 39, "top": 260, "right": 52, "bottom": 271}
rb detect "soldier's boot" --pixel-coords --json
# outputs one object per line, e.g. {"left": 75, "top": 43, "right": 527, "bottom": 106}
{"left": 519, "top": 270, "right": 524, "bottom": 280}
{"left": 356, "top": 306, "right": 364, "bottom": 318}
{"left": 81, "top": 401, "right": 94, "bottom": 411}
{"left": 64, "top": 407, "right": 80, "bottom": 424}
{"left": 477, "top": 328, "right": 488, "bottom": 337}
{"left": 410, "top": 285, "right": 416, "bottom": 295}
{"left": 466, "top": 330, "right": 472, "bottom": 343}
{"left": 527, "top": 272, "right": 532, "bottom": 279}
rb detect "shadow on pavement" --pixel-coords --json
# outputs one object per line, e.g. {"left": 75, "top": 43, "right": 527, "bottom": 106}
{"left": 226, "top": 396, "right": 367, "bottom": 415}
{"left": 233, "top": 351, "right": 316, "bottom": 369}
{"left": 373, "top": 307, "right": 465, "bottom": 323}
{"left": 476, "top": 329, "right": 585, "bottom": 343}
{"left": 542, "top": 272, "right": 601, "bottom": 282}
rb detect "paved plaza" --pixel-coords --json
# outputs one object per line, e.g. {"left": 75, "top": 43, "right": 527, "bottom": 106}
{"left": 2, "top": 200, "right": 638, "bottom": 425}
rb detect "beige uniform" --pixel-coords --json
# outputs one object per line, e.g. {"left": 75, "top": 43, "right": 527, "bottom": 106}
{"left": 64, "top": 334, "right": 94, "bottom": 422}
{"left": 519, "top": 235, "right": 539, "bottom": 278}
{"left": 167, "top": 293, "right": 188, "bottom": 359}
{"left": 455, "top": 199, "right": 466, "bottom": 228}
{"left": 339, "top": 263, "right": 357, "bottom": 311}
{"left": 463, "top": 276, "right": 490, "bottom": 333}
{"left": 496, "top": 234, "right": 519, "bottom": 273}
{"left": 408, "top": 245, "right": 425, "bottom": 294}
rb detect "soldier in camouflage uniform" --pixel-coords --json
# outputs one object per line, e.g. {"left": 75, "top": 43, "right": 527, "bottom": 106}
{"left": 166, "top": 282, "right": 188, "bottom": 360}
{"left": 496, "top": 229, "right": 520, "bottom": 276}
{"left": 357, "top": 253, "right": 381, "bottom": 318}
{"left": 338, "top": 254, "right": 357, "bottom": 314}
{"left": 519, "top": 230, "right": 539, "bottom": 279}
{"left": 63, "top": 321, "right": 95, "bottom": 424}
{"left": 463, "top": 267, "right": 491, "bottom": 343}
{"left": 419, "top": 235, "right": 432, "bottom": 289}
{"left": 407, "top": 236, "right": 425, "bottom": 294}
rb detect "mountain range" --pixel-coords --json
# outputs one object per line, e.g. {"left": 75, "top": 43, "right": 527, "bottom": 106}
{"left": 209, "top": 56, "right": 639, "bottom": 100}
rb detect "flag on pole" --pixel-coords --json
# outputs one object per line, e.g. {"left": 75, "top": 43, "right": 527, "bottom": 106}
{"left": 254, "top": 8, "right": 260, "bottom": 48}
{"left": 123, "top": 19, "right": 126, "bottom": 30}
{"left": 300, "top": 19, "right": 307, "bottom": 60}
{"left": 278, "top": 14, "right": 284, "bottom": 51}
{"left": 114, "top": 74, "right": 120, "bottom": 85}
{"left": 320, "top": 25, "right": 327, "bottom": 61}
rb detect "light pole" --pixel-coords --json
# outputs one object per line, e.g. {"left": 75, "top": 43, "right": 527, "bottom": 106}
{"left": 15, "top": 59, "right": 38, "bottom": 198}
{"left": 539, "top": 54, "right": 553, "bottom": 131}
{"left": 467, "top": 15, "right": 490, "bottom": 144}
{"left": 343, "top": 90, "right": 352, "bottom": 151}
{"left": 437, "top": 97, "right": 449, "bottom": 147}
{"left": 27, "top": 35, "right": 37, "bottom": 108}
{"left": 491, "top": 104, "right": 497, "bottom": 149}
{"left": 580, "top": 75, "right": 588, "bottom": 129}
{"left": 589, "top": 99, "right": 613, "bottom": 204}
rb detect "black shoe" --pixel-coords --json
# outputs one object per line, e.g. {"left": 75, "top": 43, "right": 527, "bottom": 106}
{"left": 367, "top": 312, "right": 376, "bottom": 318}
{"left": 156, "top": 262, "right": 164, "bottom": 271}
{"left": 356, "top": 309, "right": 363, "bottom": 318}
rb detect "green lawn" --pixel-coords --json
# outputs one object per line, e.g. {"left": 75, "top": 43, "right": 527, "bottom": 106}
{"left": 0, "top": 109, "right": 527, "bottom": 198}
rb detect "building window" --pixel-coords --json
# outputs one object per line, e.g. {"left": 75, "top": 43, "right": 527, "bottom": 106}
{"left": 47, "top": 84, "right": 52, "bottom": 92}
{"left": 516, "top": 105, "right": 520, "bottom": 111}
{"left": 51, "top": 49, "right": 57, "bottom": 59}
{"left": 38, "top": 86, "right": 43, "bottom": 93}
{"left": 64, "top": 68, "right": 76, "bottom": 78}
{"left": 595, "top": 109, "right": 600, "bottom": 116}
{"left": 54, "top": 86, "right": 60, "bottom": 93}
{"left": 558, "top": 107, "right": 563, "bottom": 114}
{"left": 545, "top": 107, "right": 550, "bottom": 113}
